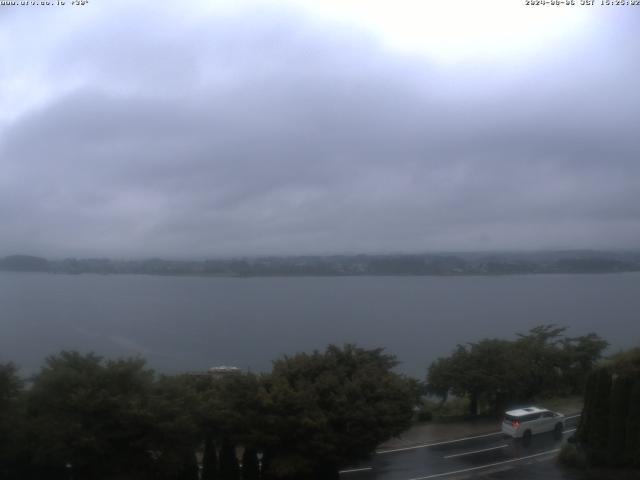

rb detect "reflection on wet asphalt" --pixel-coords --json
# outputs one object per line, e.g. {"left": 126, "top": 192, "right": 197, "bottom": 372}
{"left": 340, "top": 417, "right": 580, "bottom": 479}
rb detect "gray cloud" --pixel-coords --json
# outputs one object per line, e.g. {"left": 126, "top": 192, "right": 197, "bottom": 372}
{"left": 1, "top": 5, "right": 639, "bottom": 257}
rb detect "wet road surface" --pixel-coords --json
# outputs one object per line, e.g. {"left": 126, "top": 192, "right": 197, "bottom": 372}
{"left": 340, "top": 416, "right": 580, "bottom": 480}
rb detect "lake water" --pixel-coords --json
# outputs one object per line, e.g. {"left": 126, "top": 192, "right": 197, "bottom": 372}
{"left": 1, "top": 272, "right": 639, "bottom": 378}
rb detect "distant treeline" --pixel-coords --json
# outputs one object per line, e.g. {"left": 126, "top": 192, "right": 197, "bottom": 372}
{"left": 2, "top": 251, "right": 640, "bottom": 276}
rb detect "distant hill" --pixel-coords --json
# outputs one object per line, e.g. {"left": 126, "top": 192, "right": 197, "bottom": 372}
{"left": 0, "top": 255, "right": 50, "bottom": 272}
{"left": 1, "top": 251, "right": 639, "bottom": 277}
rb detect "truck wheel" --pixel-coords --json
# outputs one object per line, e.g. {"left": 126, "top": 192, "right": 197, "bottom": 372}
{"left": 522, "top": 430, "right": 532, "bottom": 444}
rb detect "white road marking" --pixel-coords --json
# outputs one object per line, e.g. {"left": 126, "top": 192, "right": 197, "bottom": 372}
{"left": 378, "top": 413, "right": 582, "bottom": 455}
{"left": 377, "top": 412, "right": 580, "bottom": 457}
{"left": 407, "top": 448, "right": 561, "bottom": 480}
{"left": 339, "top": 467, "right": 373, "bottom": 474}
{"left": 443, "top": 444, "right": 508, "bottom": 459}
{"left": 376, "top": 431, "right": 504, "bottom": 455}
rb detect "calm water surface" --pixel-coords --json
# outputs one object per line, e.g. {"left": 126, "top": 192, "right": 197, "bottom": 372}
{"left": 1, "top": 272, "right": 639, "bottom": 377}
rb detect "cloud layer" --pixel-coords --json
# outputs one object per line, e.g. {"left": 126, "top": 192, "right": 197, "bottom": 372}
{"left": 1, "top": 2, "right": 639, "bottom": 257}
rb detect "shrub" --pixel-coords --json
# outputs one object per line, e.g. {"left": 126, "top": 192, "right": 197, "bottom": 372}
{"left": 416, "top": 409, "right": 433, "bottom": 422}
{"left": 558, "top": 444, "right": 586, "bottom": 469}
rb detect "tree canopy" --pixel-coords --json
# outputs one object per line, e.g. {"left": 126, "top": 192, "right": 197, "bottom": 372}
{"left": 260, "top": 344, "right": 419, "bottom": 479}
{"left": 1, "top": 332, "right": 609, "bottom": 479}
{"left": 0, "top": 345, "right": 417, "bottom": 480}
{"left": 427, "top": 325, "right": 608, "bottom": 416}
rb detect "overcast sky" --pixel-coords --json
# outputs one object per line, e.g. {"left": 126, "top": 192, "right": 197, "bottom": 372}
{"left": 1, "top": 1, "right": 639, "bottom": 258}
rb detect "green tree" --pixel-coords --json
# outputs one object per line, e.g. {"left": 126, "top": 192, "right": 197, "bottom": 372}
{"left": 193, "top": 371, "right": 263, "bottom": 478}
{"left": 148, "top": 375, "right": 201, "bottom": 479}
{"left": 261, "top": 344, "right": 418, "bottom": 479}
{"left": 0, "top": 362, "right": 26, "bottom": 480}
{"left": 22, "top": 352, "right": 210, "bottom": 479}
{"left": 427, "top": 325, "right": 608, "bottom": 416}
{"left": 515, "top": 324, "right": 567, "bottom": 398}
{"left": 25, "top": 351, "right": 162, "bottom": 479}
{"left": 427, "top": 340, "right": 517, "bottom": 416}
{"left": 425, "top": 355, "right": 456, "bottom": 402}
{"left": 560, "top": 333, "right": 609, "bottom": 394}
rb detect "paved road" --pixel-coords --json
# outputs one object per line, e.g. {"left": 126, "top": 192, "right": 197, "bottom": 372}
{"left": 340, "top": 415, "right": 580, "bottom": 480}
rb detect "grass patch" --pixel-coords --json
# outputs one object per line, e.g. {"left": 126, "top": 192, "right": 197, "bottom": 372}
{"left": 415, "top": 397, "right": 473, "bottom": 422}
{"left": 416, "top": 394, "right": 584, "bottom": 423}
{"left": 533, "top": 395, "right": 583, "bottom": 415}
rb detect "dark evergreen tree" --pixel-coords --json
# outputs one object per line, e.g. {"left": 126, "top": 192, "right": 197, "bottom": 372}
{"left": 576, "top": 371, "right": 597, "bottom": 444}
{"left": 218, "top": 441, "right": 239, "bottom": 480}
{"left": 573, "top": 348, "right": 640, "bottom": 469}
{"left": 0, "top": 363, "right": 25, "bottom": 480}
{"left": 241, "top": 447, "right": 259, "bottom": 480}
{"left": 608, "top": 376, "right": 633, "bottom": 466}
{"left": 585, "top": 368, "right": 612, "bottom": 465}
{"left": 258, "top": 451, "right": 274, "bottom": 480}
{"left": 201, "top": 435, "right": 219, "bottom": 480}
{"left": 187, "top": 451, "right": 200, "bottom": 480}
{"left": 314, "top": 463, "right": 340, "bottom": 480}
{"left": 170, "top": 451, "right": 198, "bottom": 480}
{"left": 625, "top": 379, "right": 640, "bottom": 467}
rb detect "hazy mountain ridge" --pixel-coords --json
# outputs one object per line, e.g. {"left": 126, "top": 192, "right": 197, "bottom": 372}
{"left": 2, "top": 251, "right": 640, "bottom": 277}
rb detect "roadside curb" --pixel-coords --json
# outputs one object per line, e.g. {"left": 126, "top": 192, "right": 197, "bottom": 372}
{"left": 376, "top": 412, "right": 582, "bottom": 453}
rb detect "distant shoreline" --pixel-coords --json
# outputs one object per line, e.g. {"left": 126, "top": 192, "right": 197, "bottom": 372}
{"left": 2, "top": 251, "right": 639, "bottom": 277}
{"left": 3, "top": 271, "right": 640, "bottom": 280}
